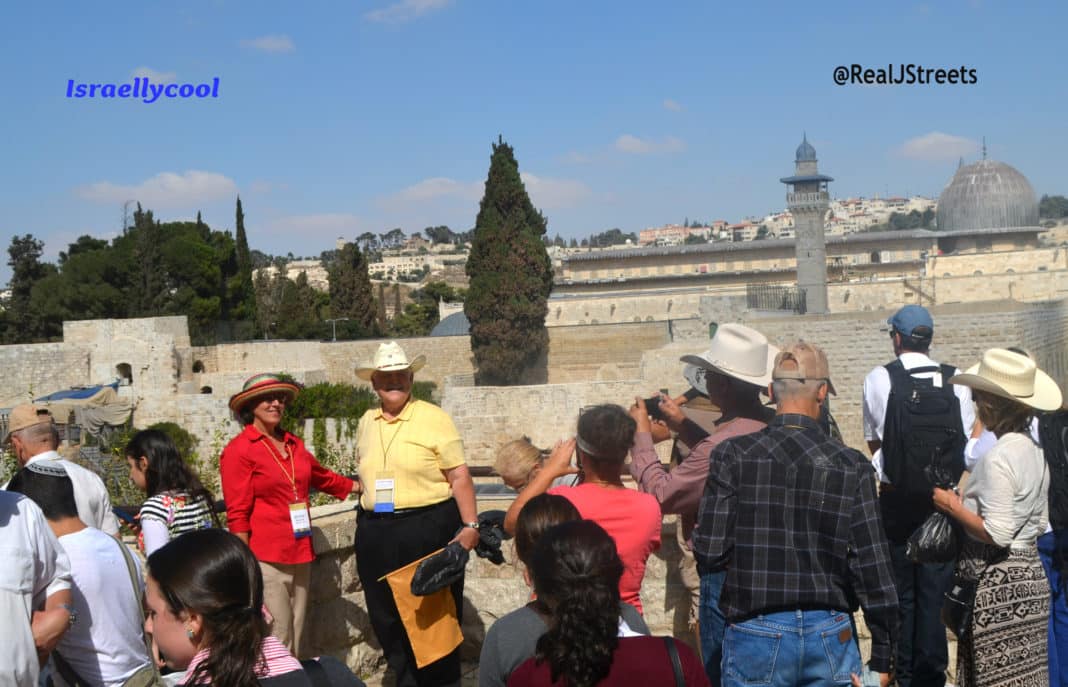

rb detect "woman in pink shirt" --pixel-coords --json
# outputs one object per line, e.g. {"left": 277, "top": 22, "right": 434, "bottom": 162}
{"left": 504, "top": 405, "right": 661, "bottom": 614}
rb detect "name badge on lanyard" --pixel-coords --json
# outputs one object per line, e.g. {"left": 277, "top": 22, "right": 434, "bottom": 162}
{"left": 289, "top": 502, "right": 312, "bottom": 538}
{"left": 374, "top": 472, "right": 395, "bottom": 513}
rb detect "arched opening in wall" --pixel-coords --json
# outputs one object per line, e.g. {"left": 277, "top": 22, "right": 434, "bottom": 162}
{"left": 192, "top": 360, "right": 205, "bottom": 373}
{"left": 200, "top": 386, "right": 213, "bottom": 394}
{"left": 943, "top": 273, "right": 952, "bottom": 277}
{"left": 973, "top": 271, "right": 983, "bottom": 276}
{"left": 870, "top": 251, "right": 882, "bottom": 264}
{"left": 1006, "top": 269, "right": 1015, "bottom": 274}
{"left": 116, "top": 363, "right": 133, "bottom": 386}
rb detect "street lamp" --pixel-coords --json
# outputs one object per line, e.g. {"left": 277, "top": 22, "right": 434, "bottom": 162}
{"left": 325, "top": 317, "right": 349, "bottom": 342}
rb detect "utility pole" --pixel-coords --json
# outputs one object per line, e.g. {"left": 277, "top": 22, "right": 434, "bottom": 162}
{"left": 325, "top": 317, "right": 349, "bottom": 342}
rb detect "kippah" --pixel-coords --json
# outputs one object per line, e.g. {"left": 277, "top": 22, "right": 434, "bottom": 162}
{"left": 25, "top": 459, "right": 68, "bottom": 477}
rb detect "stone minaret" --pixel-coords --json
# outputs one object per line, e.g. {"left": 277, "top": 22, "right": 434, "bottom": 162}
{"left": 780, "top": 133, "right": 833, "bottom": 314}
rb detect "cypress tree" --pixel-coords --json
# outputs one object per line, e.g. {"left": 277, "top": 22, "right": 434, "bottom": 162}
{"left": 464, "top": 137, "right": 552, "bottom": 385}
{"left": 327, "top": 241, "right": 377, "bottom": 337}
{"left": 232, "top": 196, "right": 257, "bottom": 324}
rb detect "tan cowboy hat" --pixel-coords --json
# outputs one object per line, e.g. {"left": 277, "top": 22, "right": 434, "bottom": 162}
{"left": 679, "top": 323, "right": 780, "bottom": 389}
{"left": 949, "top": 348, "right": 1062, "bottom": 412}
{"left": 356, "top": 341, "right": 426, "bottom": 381}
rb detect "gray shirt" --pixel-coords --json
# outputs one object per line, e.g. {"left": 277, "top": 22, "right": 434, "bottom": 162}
{"left": 477, "top": 602, "right": 648, "bottom": 687}
{"left": 963, "top": 432, "right": 1049, "bottom": 548}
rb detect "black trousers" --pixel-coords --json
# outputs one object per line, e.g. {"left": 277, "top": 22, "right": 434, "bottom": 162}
{"left": 355, "top": 499, "right": 463, "bottom": 687}
{"left": 880, "top": 489, "right": 954, "bottom": 687}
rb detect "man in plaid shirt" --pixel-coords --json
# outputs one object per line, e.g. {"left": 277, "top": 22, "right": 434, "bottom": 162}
{"left": 693, "top": 342, "right": 899, "bottom": 687}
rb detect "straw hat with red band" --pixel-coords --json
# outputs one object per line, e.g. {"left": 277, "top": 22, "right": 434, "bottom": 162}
{"left": 228, "top": 373, "right": 302, "bottom": 414}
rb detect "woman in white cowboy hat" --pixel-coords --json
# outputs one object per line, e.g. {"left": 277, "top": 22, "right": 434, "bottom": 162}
{"left": 932, "top": 348, "right": 1062, "bottom": 687}
{"left": 219, "top": 373, "right": 361, "bottom": 657}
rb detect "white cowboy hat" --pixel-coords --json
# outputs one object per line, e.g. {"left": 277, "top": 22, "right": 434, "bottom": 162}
{"left": 355, "top": 341, "right": 426, "bottom": 381}
{"left": 679, "top": 323, "right": 780, "bottom": 389}
{"left": 949, "top": 348, "right": 1062, "bottom": 412}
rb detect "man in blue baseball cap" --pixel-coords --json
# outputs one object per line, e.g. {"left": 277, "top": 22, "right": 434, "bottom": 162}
{"left": 862, "top": 305, "right": 975, "bottom": 687}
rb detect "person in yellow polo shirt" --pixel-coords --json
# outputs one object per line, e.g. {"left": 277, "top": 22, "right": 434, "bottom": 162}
{"left": 353, "top": 341, "right": 479, "bottom": 687}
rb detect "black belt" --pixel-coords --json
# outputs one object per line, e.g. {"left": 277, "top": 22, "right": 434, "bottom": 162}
{"left": 357, "top": 499, "right": 452, "bottom": 520}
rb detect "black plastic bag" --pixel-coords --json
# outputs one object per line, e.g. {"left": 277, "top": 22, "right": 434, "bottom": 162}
{"left": 410, "top": 542, "right": 469, "bottom": 596}
{"left": 906, "top": 510, "right": 960, "bottom": 563}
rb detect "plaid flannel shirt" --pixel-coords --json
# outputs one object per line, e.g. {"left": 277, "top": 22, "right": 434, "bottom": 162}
{"left": 692, "top": 413, "right": 899, "bottom": 673}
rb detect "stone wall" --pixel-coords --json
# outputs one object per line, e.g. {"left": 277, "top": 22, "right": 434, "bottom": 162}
{"left": 304, "top": 503, "right": 699, "bottom": 679}
{"left": 0, "top": 343, "right": 90, "bottom": 408}
{"left": 734, "top": 299, "right": 1068, "bottom": 452}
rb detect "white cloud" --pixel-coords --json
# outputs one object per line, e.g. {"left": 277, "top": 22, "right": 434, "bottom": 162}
{"left": 365, "top": 0, "right": 452, "bottom": 23}
{"left": 896, "top": 132, "right": 978, "bottom": 161}
{"left": 76, "top": 171, "right": 238, "bottom": 209}
{"left": 614, "top": 134, "right": 686, "bottom": 155}
{"left": 385, "top": 177, "right": 483, "bottom": 204}
{"left": 240, "top": 34, "right": 296, "bottom": 54}
{"left": 560, "top": 151, "right": 592, "bottom": 164}
{"left": 662, "top": 99, "right": 683, "bottom": 112}
{"left": 260, "top": 213, "right": 368, "bottom": 239}
{"left": 520, "top": 173, "right": 591, "bottom": 210}
{"left": 131, "top": 67, "right": 177, "bottom": 83}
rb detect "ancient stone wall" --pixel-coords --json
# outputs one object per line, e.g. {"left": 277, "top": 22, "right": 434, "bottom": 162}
{"left": 0, "top": 343, "right": 91, "bottom": 407}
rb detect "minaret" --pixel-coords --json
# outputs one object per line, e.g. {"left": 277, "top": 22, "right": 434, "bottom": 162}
{"left": 780, "top": 133, "right": 833, "bottom": 314}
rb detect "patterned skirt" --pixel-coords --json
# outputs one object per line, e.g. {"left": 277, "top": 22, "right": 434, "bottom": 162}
{"left": 954, "top": 538, "right": 1050, "bottom": 687}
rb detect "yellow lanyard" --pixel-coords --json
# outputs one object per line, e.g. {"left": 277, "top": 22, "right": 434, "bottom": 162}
{"left": 262, "top": 434, "right": 299, "bottom": 501}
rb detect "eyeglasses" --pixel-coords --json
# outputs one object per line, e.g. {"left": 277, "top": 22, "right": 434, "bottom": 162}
{"left": 259, "top": 393, "right": 289, "bottom": 405}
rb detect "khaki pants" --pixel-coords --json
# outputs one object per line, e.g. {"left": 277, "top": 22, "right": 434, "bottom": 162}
{"left": 260, "top": 560, "right": 311, "bottom": 657}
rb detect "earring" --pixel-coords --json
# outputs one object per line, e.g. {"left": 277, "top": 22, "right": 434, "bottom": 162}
{"left": 186, "top": 628, "right": 195, "bottom": 639}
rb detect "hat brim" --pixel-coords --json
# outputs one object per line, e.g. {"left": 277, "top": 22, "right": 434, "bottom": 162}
{"left": 356, "top": 356, "right": 426, "bottom": 382}
{"left": 680, "top": 344, "right": 780, "bottom": 390}
{"left": 950, "top": 364, "right": 1063, "bottom": 412}
{"left": 228, "top": 382, "right": 301, "bottom": 414}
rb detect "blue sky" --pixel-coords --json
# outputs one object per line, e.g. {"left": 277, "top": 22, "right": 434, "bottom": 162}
{"left": 2, "top": 1, "right": 1065, "bottom": 283}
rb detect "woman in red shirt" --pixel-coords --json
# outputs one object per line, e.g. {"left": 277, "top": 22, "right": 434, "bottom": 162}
{"left": 220, "top": 374, "right": 361, "bottom": 657}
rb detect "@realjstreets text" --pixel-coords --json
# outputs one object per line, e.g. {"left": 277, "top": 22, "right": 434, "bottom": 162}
{"left": 832, "top": 64, "right": 977, "bottom": 86}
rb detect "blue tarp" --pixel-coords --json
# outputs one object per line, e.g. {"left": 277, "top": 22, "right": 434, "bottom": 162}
{"left": 35, "top": 383, "right": 118, "bottom": 403}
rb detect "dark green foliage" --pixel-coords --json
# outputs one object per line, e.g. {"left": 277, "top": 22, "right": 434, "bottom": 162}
{"left": 1040, "top": 195, "right": 1068, "bottom": 219}
{"left": 869, "top": 208, "right": 936, "bottom": 232}
{"left": 588, "top": 228, "right": 637, "bottom": 247}
{"left": 423, "top": 225, "right": 456, "bottom": 244}
{"left": 279, "top": 379, "right": 440, "bottom": 435}
{"left": 146, "top": 421, "right": 199, "bottom": 460}
{"left": 230, "top": 196, "right": 257, "bottom": 324}
{"left": 464, "top": 138, "right": 552, "bottom": 385}
{"left": 389, "top": 281, "right": 464, "bottom": 337}
{"left": 327, "top": 242, "right": 378, "bottom": 338}
{"left": 2, "top": 234, "right": 59, "bottom": 342}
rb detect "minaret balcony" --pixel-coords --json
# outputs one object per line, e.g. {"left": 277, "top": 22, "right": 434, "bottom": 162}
{"left": 786, "top": 191, "right": 830, "bottom": 209}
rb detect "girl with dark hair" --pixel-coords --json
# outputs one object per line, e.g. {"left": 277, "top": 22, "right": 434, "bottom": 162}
{"left": 127, "top": 429, "right": 217, "bottom": 554}
{"left": 504, "top": 405, "right": 662, "bottom": 614}
{"left": 507, "top": 520, "right": 707, "bottom": 687}
{"left": 479, "top": 495, "right": 649, "bottom": 687}
{"left": 144, "top": 529, "right": 306, "bottom": 686}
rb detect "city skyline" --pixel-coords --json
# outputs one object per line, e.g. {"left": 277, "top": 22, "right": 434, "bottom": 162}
{"left": 2, "top": 1, "right": 1066, "bottom": 283}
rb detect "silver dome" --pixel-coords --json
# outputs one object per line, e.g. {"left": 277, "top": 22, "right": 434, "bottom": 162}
{"left": 936, "top": 159, "right": 1038, "bottom": 232}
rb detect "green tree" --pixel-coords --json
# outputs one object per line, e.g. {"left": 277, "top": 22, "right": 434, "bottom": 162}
{"left": 230, "top": 196, "right": 257, "bottom": 325}
{"left": 423, "top": 225, "right": 455, "bottom": 244}
{"left": 3, "top": 234, "right": 57, "bottom": 342}
{"left": 464, "top": 137, "right": 552, "bottom": 385}
{"left": 327, "top": 242, "right": 378, "bottom": 338}
{"left": 1040, "top": 194, "right": 1068, "bottom": 219}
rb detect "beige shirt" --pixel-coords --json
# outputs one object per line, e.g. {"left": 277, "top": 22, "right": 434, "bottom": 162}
{"left": 963, "top": 432, "right": 1049, "bottom": 548}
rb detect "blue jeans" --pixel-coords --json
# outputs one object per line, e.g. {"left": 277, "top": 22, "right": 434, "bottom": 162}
{"left": 1039, "top": 530, "right": 1068, "bottom": 687}
{"left": 722, "top": 609, "right": 862, "bottom": 687}
{"left": 699, "top": 570, "right": 726, "bottom": 684}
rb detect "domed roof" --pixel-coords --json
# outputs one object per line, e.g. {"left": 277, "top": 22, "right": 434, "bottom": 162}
{"left": 429, "top": 311, "right": 469, "bottom": 337}
{"left": 795, "top": 134, "right": 817, "bottom": 162}
{"left": 936, "top": 159, "right": 1038, "bottom": 232}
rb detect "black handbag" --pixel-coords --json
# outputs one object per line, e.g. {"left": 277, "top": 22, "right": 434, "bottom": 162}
{"left": 941, "top": 576, "right": 978, "bottom": 639}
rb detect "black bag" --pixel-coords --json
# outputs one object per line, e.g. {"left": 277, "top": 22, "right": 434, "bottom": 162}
{"left": 905, "top": 510, "right": 961, "bottom": 563}
{"left": 880, "top": 360, "right": 966, "bottom": 494}
{"left": 941, "top": 576, "right": 977, "bottom": 639}
{"left": 1038, "top": 410, "right": 1068, "bottom": 532}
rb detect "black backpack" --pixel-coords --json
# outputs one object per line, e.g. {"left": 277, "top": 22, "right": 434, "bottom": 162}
{"left": 880, "top": 359, "right": 966, "bottom": 493}
{"left": 1038, "top": 410, "right": 1068, "bottom": 531}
